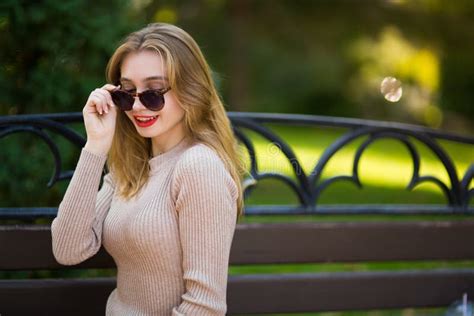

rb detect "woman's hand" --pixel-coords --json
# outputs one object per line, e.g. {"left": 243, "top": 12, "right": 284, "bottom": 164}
{"left": 82, "top": 84, "right": 118, "bottom": 156}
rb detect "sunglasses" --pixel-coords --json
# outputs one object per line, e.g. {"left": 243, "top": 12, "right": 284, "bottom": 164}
{"left": 110, "top": 87, "right": 172, "bottom": 111}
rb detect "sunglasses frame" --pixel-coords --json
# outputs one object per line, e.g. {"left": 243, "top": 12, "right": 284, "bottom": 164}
{"left": 110, "top": 86, "right": 172, "bottom": 111}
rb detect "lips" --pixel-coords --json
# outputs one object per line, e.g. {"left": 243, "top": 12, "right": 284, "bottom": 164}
{"left": 133, "top": 115, "right": 159, "bottom": 127}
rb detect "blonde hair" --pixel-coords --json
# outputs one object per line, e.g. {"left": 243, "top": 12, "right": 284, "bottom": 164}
{"left": 105, "top": 22, "right": 246, "bottom": 219}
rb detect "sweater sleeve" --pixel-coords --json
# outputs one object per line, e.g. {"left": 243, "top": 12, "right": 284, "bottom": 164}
{"left": 170, "top": 148, "right": 238, "bottom": 316}
{"left": 51, "top": 147, "right": 115, "bottom": 266}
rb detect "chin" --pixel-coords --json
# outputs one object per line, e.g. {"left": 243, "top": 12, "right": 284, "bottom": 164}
{"left": 136, "top": 130, "right": 161, "bottom": 138}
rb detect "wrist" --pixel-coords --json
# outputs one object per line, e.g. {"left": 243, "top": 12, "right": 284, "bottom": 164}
{"left": 84, "top": 142, "right": 109, "bottom": 157}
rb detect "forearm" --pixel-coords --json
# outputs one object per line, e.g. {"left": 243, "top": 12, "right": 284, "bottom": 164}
{"left": 51, "top": 147, "right": 111, "bottom": 265}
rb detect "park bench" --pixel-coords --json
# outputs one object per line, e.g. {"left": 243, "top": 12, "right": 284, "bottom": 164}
{"left": 0, "top": 112, "right": 473, "bottom": 315}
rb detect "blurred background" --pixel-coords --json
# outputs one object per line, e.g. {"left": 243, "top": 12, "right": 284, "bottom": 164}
{"left": 1, "top": 0, "right": 473, "bottom": 132}
{"left": 1, "top": 1, "right": 473, "bottom": 315}
{"left": 1, "top": 0, "right": 472, "bottom": 208}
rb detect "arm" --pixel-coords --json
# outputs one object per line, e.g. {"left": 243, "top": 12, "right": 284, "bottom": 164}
{"left": 171, "top": 149, "right": 238, "bottom": 316}
{"left": 51, "top": 147, "right": 115, "bottom": 265}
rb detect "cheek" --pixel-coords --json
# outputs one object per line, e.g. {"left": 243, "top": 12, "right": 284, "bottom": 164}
{"left": 163, "top": 96, "right": 184, "bottom": 118}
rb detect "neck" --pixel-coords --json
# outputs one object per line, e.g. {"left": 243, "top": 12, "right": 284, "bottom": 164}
{"left": 151, "top": 121, "right": 187, "bottom": 156}
{"left": 151, "top": 135, "right": 187, "bottom": 157}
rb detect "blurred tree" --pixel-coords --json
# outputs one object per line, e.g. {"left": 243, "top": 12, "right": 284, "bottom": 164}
{"left": 0, "top": 0, "right": 143, "bottom": 207}
{"left": 2, "top": 0, "right": 473, "bottom": 126}
{"left": 0, "top": 0, "right": 143, "bottom": 115}
{"left": 239, "top": 0, "right": 474, "bottom": 129}
{"left": 1, "top": 0, "right": 473, "bottom": 208}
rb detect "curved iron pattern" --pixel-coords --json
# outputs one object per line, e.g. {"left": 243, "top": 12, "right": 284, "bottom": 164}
{"left": 228, "top": 112, "right": 473, "bottom": 215}
{"left": 0, "top": 112, "right": 472, "bottom": 218}
{"left": 0, "top": 113, "right": 86, "bottom": 189}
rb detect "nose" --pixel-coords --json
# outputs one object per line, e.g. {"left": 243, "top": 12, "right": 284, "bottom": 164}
{"left": 131, "top": 93, "right": 146, "bottom": 111}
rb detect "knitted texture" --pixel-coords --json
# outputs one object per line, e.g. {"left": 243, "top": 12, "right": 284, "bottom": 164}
{"left": 51, "top": 137, "right": 238, "bottom": 315}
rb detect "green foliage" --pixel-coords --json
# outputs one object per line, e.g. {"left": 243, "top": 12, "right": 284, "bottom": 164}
{"left": 0, "top": 0, "right": 142, "bottom": 115}
{"left": 0, "top": 0, "right": 144, "bottom": 206}
{"left": 1, "top": 0, "right": 472, "bottom": 210}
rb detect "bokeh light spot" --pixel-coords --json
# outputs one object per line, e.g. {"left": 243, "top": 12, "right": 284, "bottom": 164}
{"left": 381, "top": 76, "right": 403, "bottom": 102}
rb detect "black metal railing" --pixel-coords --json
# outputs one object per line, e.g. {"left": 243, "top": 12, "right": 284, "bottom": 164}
{"left": 1, "top": 112, "right": 473, "bottom": 218}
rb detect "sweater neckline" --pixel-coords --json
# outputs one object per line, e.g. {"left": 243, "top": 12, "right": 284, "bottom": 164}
{"left": 148, "top": 137, "right": 193, "bottom": 174}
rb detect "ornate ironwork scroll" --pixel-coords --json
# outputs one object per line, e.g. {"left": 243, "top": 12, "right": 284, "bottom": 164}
{"left": 0, "top": 112, "right": 472, "bottom": 218}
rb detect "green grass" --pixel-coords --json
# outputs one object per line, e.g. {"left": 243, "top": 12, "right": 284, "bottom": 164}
{"left": 244, "top": 180, "right": 447, "bottom": 205}
{"left": 229, "top": 260, "right": 474, "bottom": 275}
{"left": 237, "top": 213, "right": 473, "bottom": 223}
{"left": 239, "top": 124, "right": 473, "bottom": 207}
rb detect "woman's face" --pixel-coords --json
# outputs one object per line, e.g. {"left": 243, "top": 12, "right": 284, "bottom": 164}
{"left": 119, "top": 50, "right": 186, "bottom": 152}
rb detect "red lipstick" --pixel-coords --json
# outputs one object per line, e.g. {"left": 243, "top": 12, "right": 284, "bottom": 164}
{"left": 133, "top": 115, "right": 159, "bottom": 127}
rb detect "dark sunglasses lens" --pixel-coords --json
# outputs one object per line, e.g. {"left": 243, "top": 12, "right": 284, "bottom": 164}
{"left": 140, "top": 90, "right": 165, "bottom": 111}
{"left": 111, "top": 90, "right": 134, "bottom": 111}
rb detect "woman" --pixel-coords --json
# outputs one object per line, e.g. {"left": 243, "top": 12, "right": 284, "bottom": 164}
{"left": 51, "top": 22, "right": 246, "bottom": 315}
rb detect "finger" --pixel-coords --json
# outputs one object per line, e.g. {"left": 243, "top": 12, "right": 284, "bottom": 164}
{"left": 90, "top": 93, "right": 104, "bottom": 115}
{"left": 93, "top": 89, "right": 108, "bottom": 114}
{"left": 95, "top": 91, "right": 109, "bottom": 114}
{"left": 101, "top": 83, "right": 119, "bottom": 91}
{"left": 88, "top": 94, "right": 101, "bottom": 114}
{"left": 101, "top": 89, "right": 115, "bottom": 108}
{"left": 96, "top": 88, "right": 115, "bottom": 108}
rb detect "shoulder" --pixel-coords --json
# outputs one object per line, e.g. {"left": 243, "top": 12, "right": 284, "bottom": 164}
{"left": 177, "top": 142, "right": 224, "bottom": 170}
{"left": 172, "top": 142, "right": 237, "bottom": 199}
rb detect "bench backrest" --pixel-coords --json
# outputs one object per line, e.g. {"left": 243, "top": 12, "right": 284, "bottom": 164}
{"left": 1, "top": 220, "right": 473, "bottom": 315}
{"left": 1, "top": 112, "right": 473, "bottom": 314}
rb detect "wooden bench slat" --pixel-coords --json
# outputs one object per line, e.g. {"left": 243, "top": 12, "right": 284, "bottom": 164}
{"left": 1, "top": 221, "right": 473, "bottom": 270}
{"left": 0, "top": 269, "right": 473, "bottom": 315}
{"left": 230, "top": 221, "right": 474, "bottom": 264}
{"left": 227, "top": 269, "right": 474, "bottom": 314}
{"left": 0, "top": 278, "right": 113, "bottom": 316}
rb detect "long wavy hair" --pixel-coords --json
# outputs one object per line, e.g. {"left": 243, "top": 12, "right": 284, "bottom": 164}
{"left": 104, "top": 22, "right": 246, "bottom": 219}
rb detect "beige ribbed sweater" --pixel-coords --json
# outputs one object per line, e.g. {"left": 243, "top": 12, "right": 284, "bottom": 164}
{"left": 51, "top": 137, "right": 238, "bottom": 315}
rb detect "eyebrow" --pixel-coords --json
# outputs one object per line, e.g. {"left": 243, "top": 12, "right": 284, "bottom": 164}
{"left": 120, "top": 76, "right": 168, "bottom": 83}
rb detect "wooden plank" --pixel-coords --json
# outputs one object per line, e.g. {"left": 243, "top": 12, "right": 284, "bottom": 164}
{"left": 0, "top": 278, "right": 113, "bottom": 316}
{"left": 230, "top": 221, "right": 474, "bottom": 264}
{"left": 1, "top": 221, "right": 474, "bottom": 269}
{"left": 0, "top": 269, "right": 472, "bottom": 315}
{"left": 227, "top": 269, "right": 474, "bottom": 314}
{"left": 0, "top": 225, "right": 114, "bottom": 270}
